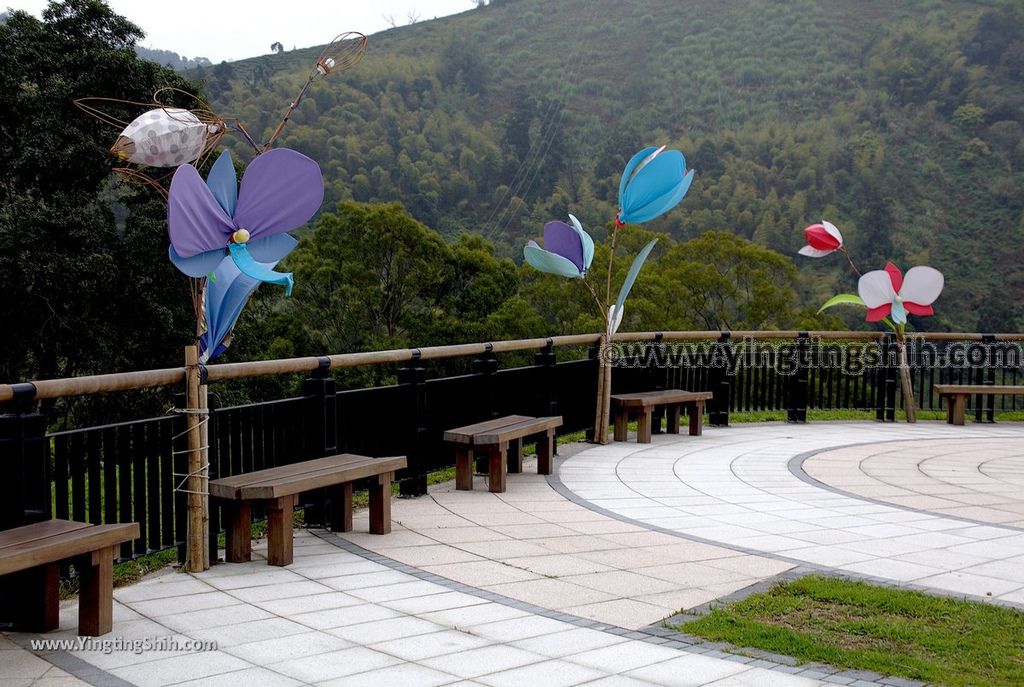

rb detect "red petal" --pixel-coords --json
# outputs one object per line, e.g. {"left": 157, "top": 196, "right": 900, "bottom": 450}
{"left": 904, "top": 302, "right": 934, "bottom": 316}
{"left": 884, "top": 262, "right": 903, "bottom": 293}
{"left": 804, "top": 224, "right": 840, "bottom": 250}
{"left": 866, "top": 305, "right": 891, "bottom": 322}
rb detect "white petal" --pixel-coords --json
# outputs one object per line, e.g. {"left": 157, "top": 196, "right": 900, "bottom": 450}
{"left": 858, "top": 270, "right": 896, "bottom": 308}
{"left": 607, "top": 304, "right": 624, "bottom": 337}
{"left": 799, "top": 246, "right": 834, "bottom": 258}
{"left": 900, "top": 266, "right": 944, "bottom": 305}
{"left": 821, "top": 220, "right": 843, "bottom": 245}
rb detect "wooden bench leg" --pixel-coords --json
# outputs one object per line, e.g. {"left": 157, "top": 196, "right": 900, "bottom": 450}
{"left": 637, "top": 408, "right": 653, "bottom": 443}
{"left": 507, "top": 439, "right": 523, "bottom": 474}
{"left": 949, "top": 394, "right": 966, "bottom": 425}
{"left": 79, "top": 545, "right": 115, "bottom": 636}
{"left": 488, "top": 445, "right": 507, "bottom": 493}
{"left": 689, "top": 401, "right": 704, "bottom": 436}
{"left": 455, "top": 446, "right": 473, "bottom": 490}
{"left": 667, "top": 405, "right": 681, "bottom": 434}
{"left": 329, "top": 483, "right": 353, "bottom": 533}
{"left": 224, "top": 502, "right": 252, "bottom": 563}
{"left": 613, "top": 408, "right": 629, "bottom": 442}
{"left": 266, "top": 495, "right": 297, "bottom": 566}
{"left": 369, "top": 471, "right": 394, "bottom": 534}
{"left": 537, "top": 430, "right": 554, "bottom": 476}
{"left": 13, "top": 564, "right": 60, "bottom": 632}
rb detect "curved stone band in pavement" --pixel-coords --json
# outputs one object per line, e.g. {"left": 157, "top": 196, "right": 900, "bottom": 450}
{"left": 800, "top": 438, "right": 1024, "bottom": 528}
{"left": 557, "top": 422, "right": 1024, "bottom": 607}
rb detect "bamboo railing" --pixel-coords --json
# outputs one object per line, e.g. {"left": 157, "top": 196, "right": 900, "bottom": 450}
{"left": 3, "top": 331, "right": 1024, "bottom": 403}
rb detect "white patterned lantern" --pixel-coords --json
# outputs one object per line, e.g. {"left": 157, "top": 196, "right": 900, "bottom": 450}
{"left": 111, "top": 108, "right": 211, "bottom": 167}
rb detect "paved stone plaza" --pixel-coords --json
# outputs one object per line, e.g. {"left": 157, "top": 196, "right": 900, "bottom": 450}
{"left": 6, "top": 421, "right": 1024, "bottom": 686}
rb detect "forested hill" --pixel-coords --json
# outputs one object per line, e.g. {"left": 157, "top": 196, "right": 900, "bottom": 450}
{"left": 197, "top": 0, "right": 1024, "bottom": 332}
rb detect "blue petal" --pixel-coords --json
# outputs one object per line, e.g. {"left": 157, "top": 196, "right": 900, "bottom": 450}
{"left": 568, "top": 214, "right": 595, "bottom": 272}
{"left": 228, "top": 243, "right": 294, "bottom": 296}
{"left": 199, "top": 256, "right": 260, "bottom": 362}
{"left": 246, "top": 234, "right": 298, "bottom": 263}
{"left": 168, "top": 244, "right": 227, "bottom": 278}
{"left": 206, "top": 149, "right": 238, "bottom": 216}
{"left": 620, "top": 151, "right": 692, "bottom": 223}
{"left": 891, "top": 300, "right": 907, "bottom": 325}
{"left": 618, "top": 147, "right": 659, "bottom": 210}
{"left": 523, "top": 244, "right": 583, "bottom": 278}
{"left": 620, "top": 167, "right": 695, "bottom": 224}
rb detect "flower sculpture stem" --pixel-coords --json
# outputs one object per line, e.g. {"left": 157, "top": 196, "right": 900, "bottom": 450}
{"left": 524, "top": 146, "right": 694, "bottom": 444}
{"left": 895, "top": 328, "right": 917, "bottom": 423}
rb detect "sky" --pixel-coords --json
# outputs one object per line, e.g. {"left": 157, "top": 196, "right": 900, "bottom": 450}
{"left": 4, "top": 0, "right": 475, "bottom": 62}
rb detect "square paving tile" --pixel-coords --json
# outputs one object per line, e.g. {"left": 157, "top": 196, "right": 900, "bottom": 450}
{"left": 476, "top": 658, "right": 607, "bottom": 687}
{"left": 223, "top": 631, "right": 352, "bottom": 664}
{"left": 370, "top": 630, "right": 493, "bottom": 661}
{"left": 420, "top": 644, "right": 545, "bottom": 679}
{"left": 269, "top": 646, "right": 400, "bottom": 682}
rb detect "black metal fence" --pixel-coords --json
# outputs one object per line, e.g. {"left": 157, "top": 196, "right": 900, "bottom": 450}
{"left": 2, "top": 333, "right": 1022, "bottom": 565}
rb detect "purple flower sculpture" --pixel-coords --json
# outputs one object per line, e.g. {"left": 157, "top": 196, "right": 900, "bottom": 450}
{"left": 167, "top": 148, "right": 324, "bottom": 295}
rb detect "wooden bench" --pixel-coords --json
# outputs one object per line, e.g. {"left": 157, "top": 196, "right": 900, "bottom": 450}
{"left": 209, "top": 453, "right": 406, "bottom": 567}
{"left": 934, "top": 384, "right": 1024, "bottom": 425}
{"left": 0, "top": 519, "right": 139, "bottom": 636}
{"left": 611, "top": 390, "right": 714, "bottom": 443}
{"left": 445, "top": 415, "right": 563, "bottom": 493}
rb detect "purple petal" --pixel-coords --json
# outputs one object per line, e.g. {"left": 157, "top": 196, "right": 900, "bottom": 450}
{"left": 543, "top": 221, "right": 585, "bottom": 273}
{"left": 167, "top": 164, "right": 235, "bottom": 257}
{"left": 233, "top": 148, "right": 324, "bottom": 240}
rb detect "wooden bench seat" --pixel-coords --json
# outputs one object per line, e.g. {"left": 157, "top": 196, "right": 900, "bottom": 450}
{"left": 611, "top": 390, "right": 713, "bottom": 443}
{"left": 934, "top": 384, "right": 1024, "bottom": 425}
{"left": 0, "top": 519, "right": 139, "bottom": 636}
{"left": 210, "top": 453, "right": 406, "bottom": 566}
{"left": 445, "top": 415, "right": 563, "bottom": 493}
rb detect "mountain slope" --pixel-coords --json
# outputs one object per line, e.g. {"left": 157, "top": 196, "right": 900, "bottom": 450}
{"left": 199, "top": 0, "right": 1024, "bottom": 331}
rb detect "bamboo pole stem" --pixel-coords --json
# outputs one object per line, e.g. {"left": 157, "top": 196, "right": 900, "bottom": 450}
{"left": 184, "top": 346, "right": 208, "bottom": 572}
{"left": 896, "top": 333, "right": 917, "bottom": 423}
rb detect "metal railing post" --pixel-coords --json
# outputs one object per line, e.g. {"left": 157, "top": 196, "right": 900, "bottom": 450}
{"left": 709, "top": 332, "right": 731, "bottom": 426}
{"left": 646, "top": 333, "right": 667, "bottom": 433}
{"left": 788, "top": 332, "right": 810, "bottom": 423}
{"left": 397, "top": 365, "right": 428, "bottom": 497}
{"left": 0, "top": 384, "right": 47, "bottom": 531}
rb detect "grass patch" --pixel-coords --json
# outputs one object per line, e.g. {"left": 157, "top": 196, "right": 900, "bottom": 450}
{"left": 675, "top": 575, "right": 1024, "bottom": 687}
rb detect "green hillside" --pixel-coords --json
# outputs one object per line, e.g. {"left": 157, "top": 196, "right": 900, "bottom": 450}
{"left": 201, "top": 0, "right": 1024, "bottom": 332}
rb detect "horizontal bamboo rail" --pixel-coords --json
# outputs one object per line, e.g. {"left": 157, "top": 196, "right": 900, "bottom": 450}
{"left": 3, "top": 331, "right": 1023, "bottom": 402}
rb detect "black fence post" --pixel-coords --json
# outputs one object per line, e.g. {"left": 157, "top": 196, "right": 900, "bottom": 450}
{"left": 876, "top": 333, "right": 897, "bottom": 422}
{"left": 646, "top": 334, "right": 667, "bottom": 433}
{"left": 301, "top": 358, "right": 337, "bottom": 525}
{"left": 709, "top": 332, "right": 731, "bottom": 426}
{"left": 788, "top": 332, "right": 810, "bottom": 423}
{"left": 979, "top": 334, "right": 996, "bottom": 423}
{"left": 0, "top": 384, "right": 48, "bottom": 531}
{"left": 302, "top": 358, "right": 338, "bottom": 459}
{"left": 585, "top": 342, "right": 600, "bottom": 441}
{"left": 534, "top": 340, "right": 558, "bottom": 419}
{"left": 472, "top": 349, "right": 499, "bottom": 420}
{"left": 472, "top": 350, "right": 499, "bottom": 473}
{"left": 397, "top": 365, "right": 428, "bottom": 497}
{"left": 206, "top": 390, "right": 221, "bottom": 564}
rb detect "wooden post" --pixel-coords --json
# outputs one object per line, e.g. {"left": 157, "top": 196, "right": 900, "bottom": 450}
{"left": 896, "top": 334, "right": 917, "bottom": 423}
{"left": 184, "top": 346, "right": 208, "bottom": 572}
{"left": 592, "top": 334, "right": 611, "bottom": 444}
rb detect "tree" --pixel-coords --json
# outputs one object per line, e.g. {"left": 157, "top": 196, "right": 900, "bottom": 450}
{"left": 0, "top": 0, "right": 199, "bottom": 390}
{"left": 656, "top": 232, "right": 800, "bottom": 331}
